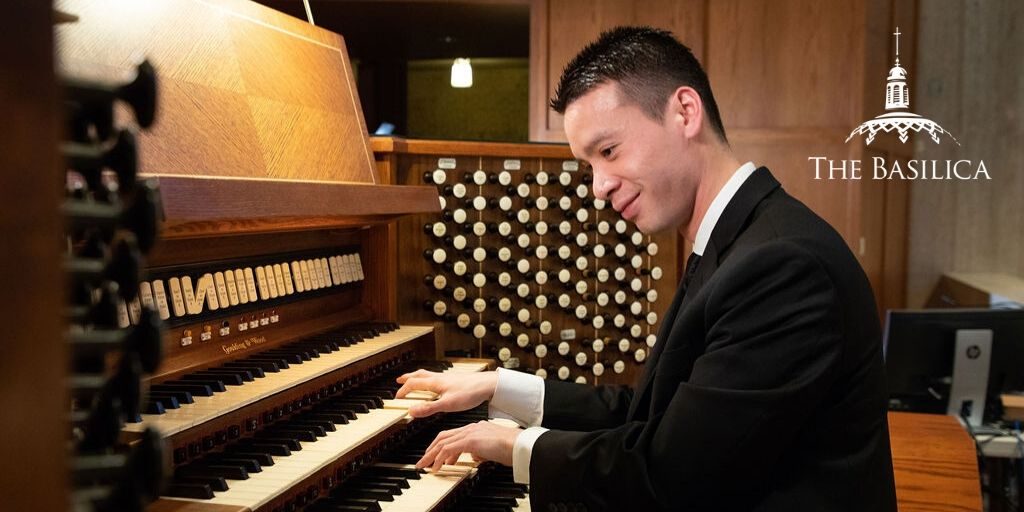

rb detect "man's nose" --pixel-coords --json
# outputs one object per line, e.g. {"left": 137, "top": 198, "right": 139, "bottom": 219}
{"left": 591, "top": 168, "right": 616, "bottom": 200}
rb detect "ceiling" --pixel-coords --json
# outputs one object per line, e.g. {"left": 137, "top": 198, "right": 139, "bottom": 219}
{"left": 256, "top": 1, "right": 531, "bottom": 61}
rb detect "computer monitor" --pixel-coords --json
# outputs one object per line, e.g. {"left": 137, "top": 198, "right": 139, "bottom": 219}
{"left": 883, "top": 308, "right": 1024, "bottom": 424}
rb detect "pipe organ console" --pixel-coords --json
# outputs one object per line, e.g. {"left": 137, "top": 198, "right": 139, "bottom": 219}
{"left": 5, "top": 2, "right": 978, "bottom": 512}
{"left": 53, "top": 1, "right": 530, "bottom": 511}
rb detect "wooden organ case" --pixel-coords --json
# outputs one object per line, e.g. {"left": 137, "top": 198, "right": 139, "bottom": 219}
{"left": 56, "top": 1, "right": 508, "bottom": 511}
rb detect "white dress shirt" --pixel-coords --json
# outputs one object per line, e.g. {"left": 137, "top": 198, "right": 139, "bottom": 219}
{"left": 492, "top": 162, "right": 758, "bottom": 484}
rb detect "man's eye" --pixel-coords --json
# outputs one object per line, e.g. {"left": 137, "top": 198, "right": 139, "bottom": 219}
{"left": 601, "top": 146, "right": 614, "bottom": 158}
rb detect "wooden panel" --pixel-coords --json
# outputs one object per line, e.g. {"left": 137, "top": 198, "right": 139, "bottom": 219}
{"left": 0, "top": 3, "right": 65, "bottom": 512}
{"left": 148, "top": 174, "right": 440, "bottom": 238}
{"left": 373, "top": 136, "right": 576, "bottom": 159}
{"left": 906, "top": 0, "right": 1024, "bottom": 307}
{"left": 55, "top": 0, "right": 377, "bottom": 183}
{"left": 707, "top": 0, "right": 864, "bottom": 130}
{"left": 727, "top": 128, "right": 860, "bottom": 246}
{"left": 529, "top": 0, "right": 706, "bottom": 141}
{"left": 888, "top": 412, "right": 982, "bottom": 512}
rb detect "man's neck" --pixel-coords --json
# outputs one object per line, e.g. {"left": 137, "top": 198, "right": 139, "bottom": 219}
{"left": 682, "top": 148, "right": 743, "bottom": 243}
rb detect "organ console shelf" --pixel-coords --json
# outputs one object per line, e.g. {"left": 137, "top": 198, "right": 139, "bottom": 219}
{"left": 149, "top": 174, "right": 440, "bottom": 239}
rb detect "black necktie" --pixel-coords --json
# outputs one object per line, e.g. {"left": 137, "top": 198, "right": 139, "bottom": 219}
{"left": 682, "top": 252, "right": 701, "bottom": 294}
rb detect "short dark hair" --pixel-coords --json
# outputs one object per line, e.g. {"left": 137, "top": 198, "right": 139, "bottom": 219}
{"left": 549, "top": 26, "right": 727, "bottom": 143}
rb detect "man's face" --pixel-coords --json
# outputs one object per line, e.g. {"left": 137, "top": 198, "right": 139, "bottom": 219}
{"left": 563, "top": 82, "right": 697, "bottom": 235}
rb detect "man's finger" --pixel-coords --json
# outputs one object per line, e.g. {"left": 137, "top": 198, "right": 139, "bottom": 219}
{"left": 408, "top": 398, "right": 447, "bottom": 417}
{"left": 395, "top": 369, "right": 432, "bottom": 384}
{"left": 395, "top": 376, "right": 435, "bottom": 399}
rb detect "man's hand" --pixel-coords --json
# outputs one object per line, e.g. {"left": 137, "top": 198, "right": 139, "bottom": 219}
{"left": 416, "top": 420, "right": 520, "bottom": 472}
{"left": 395, "top": 369, "right": 499, "bottom": 418}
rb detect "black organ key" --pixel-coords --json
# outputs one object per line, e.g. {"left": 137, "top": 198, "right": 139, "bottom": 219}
{"left": 188, "top": 371, "right": 247, "bottom": 385}
{"left": 328, "top": 401, "right": 371, "bottom": 414}
{"left": 175, "top": 463, "right": 249, "bottom": 481}
{"left": 218, "top": 362, "right": 268, "bottom": 377}
{"left": 175, "top": 475, "right": 229, "bottom": 492}
{"left": 362, "top": 466, "right": 423, "bottom": 480}
{"left": 262, "top": 349, "right": 314, "bottom": 361}
{"left": 220, "top": 448, "right": 275, "bottom": 466}
{"left": 203, "top": 367, "right": 257, "bottom": 381}
{"left": 288, "top": 419, "right": 336, "bottom": 432}
{"left": 332, "top": 487, "right": 394, "bottom": 502}
{"left": 164, "top": 482, "right": 214, "bottom": 499}
{"left": 257, "top": 427, "right": 318, "bottom": 443}
{"left": 315, "top": 499, "right": 382, "bottom": 512}
{"left": 241, "top": 356, "right": 290, "bottom": 369}
{"left": 149, "top": 390, "right": 191, "bottom": 405}
{"left": 151, "top": 382, "right": 216, "bottom": 396}
{"left": 201, "top": 453, "right": 263, "bottom": 473}
{"left": 304, "top": 412, "right": 350, "bottom": 425}
{"left": 234, "top": 437, "right": 296, "bottom": 454}
{"left": 144, "top": 400, "right": 166, "bottom": 415}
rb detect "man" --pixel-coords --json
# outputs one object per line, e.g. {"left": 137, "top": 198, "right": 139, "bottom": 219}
{"left": 397, "top": 26, "right": 897, "bottom": 511}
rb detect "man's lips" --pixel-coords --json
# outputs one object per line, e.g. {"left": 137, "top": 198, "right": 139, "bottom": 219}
{"left": 614, "top": 193, "right": 639, "bottom": 219}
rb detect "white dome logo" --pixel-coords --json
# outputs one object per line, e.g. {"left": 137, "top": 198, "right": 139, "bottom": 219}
{"left": 846, "top": 27, "right": 959, "bottom": 146}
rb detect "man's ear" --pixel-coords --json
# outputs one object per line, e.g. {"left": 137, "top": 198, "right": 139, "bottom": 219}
{"left": 670, "top": 86, "right": 704, "bottom": 139}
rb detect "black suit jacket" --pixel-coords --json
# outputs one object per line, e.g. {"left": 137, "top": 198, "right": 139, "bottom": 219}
{"left": 529, "top": 168, "right": 897, "bottom": 511}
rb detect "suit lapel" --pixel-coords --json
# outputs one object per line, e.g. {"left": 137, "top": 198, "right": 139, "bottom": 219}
{"left": 626, "top": 168, "right": 781, "bottom": 420}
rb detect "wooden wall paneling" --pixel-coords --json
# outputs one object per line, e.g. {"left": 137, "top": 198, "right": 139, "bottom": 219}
{"left": 881, "top": 177, "right": 909, "bottom": 311}
{"left": 529, "top": 0, "right": 706, "bottom": 141}
{"left": 706, "top": 0, "right": 864, "bottom": 130}
{"left": 0, "top": 3, "right": 65, "bottom": 511}
{"left": 55, "top": 0, "right": 378, "bottom": 183}
{"left": 727, "top": 129, "right": 860, "bottom": 245}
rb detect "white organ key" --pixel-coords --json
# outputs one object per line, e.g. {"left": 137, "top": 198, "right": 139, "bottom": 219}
{"left": 311, "top": 259, "right": 324, "bottom": 289}
{"left": 243, "top": 268, "right": 258, "bottom": 303}
{"left": 255, "top": 266, "right": 270, "bottom": 300}
{"left": 152, "top": 280, "right": 171, "bottom": 320}
{"left": 299, "top": 260, "right": 312, "bottom": 291}
{"left": 341, "top": 255, "right": 354, "bottom": 283}
{"left": 319, "top": 258, "right": 331, "bottom": 287}
{"left": 123, "top": 324, "right": 435, "bottom": 438}
{"left": 264, "top": 265, "right": 279, "bottom": 298}
{"left": 354, "top": 253, "right": 365, "bottom": 280}
{"left": 273, "top": 264, "right": 287, "bottom": 295}
{"left": 168, "top": 277, "right": 186, "bottom": 317}
{"left": 307, "top": 259, "right": 319, "bottom": 290}
{"left": 281, "top": 263, "right": 295, "bottom": 294}
{"left": 337, "top": 254, "right": 349, "bottom": 283}
{"left": 116, "top": 298, "right": 131, "bottom": 328}
{"left": 138, "top": 281, "right": 155, "bottom": 311}
{"left": 316, "top": 258, "right": 328, "bottom": 288}
{"left": 235, "top": 269, "right": 250, "bottom": 304}
{"left": 328, "top": 256, "right": 341, "bottom": 285}
{"left": 224, "top": 271, "right": 240, "bottom": 306}
{"left": 291, "top": 261, "right": 304, "bottom": 292}
{"left": 128, "top": 295, "right": 142, "bottom": 324}
{"left": 213, "top": 272, "right": 230, "bottom": 306}
{"left": 181, "top": 276, "right": 200, "bottom": 315}
{"left": 189, "top": 408, "right": 410, "bottom": 509}
{"left": 202, "top": 274, "right": 219, "bottom": 311}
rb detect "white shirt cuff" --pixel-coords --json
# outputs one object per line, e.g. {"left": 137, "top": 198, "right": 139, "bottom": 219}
{"left": 487, "top": 367, "right": 545, "bottom": 427}
{"left": 512, "top": 426, "right": 548, "bottom": 485}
